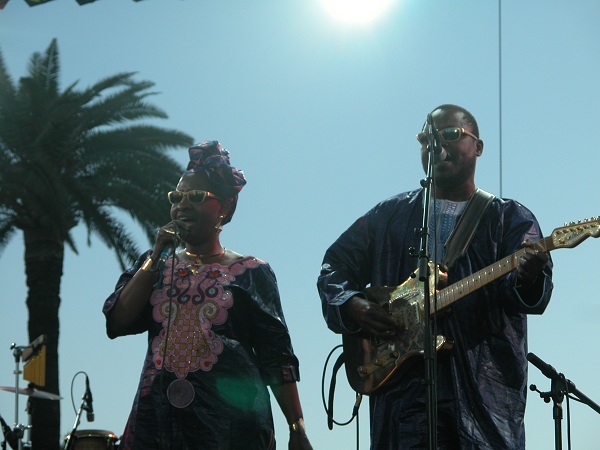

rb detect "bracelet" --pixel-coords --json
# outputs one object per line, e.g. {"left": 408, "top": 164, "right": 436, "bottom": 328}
{"left": 289, "top": 418, "right": 305, "bottom": 434}
{"left": 140, "top": 257, "right": 156, "bottom": 272}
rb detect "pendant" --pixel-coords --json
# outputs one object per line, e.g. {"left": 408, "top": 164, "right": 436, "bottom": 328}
{"left": 167, "top": 378, "right": 195, "bottom": 408}
{"left": 188, "top": 258, "right": 203, "bottom": 274}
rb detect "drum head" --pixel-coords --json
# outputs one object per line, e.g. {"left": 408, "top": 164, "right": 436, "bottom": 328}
{"left": 68, "top": 429, "right": 118, "bottom": 450}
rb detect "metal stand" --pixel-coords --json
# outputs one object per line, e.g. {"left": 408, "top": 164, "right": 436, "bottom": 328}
{"left": 416, "top": 112, "right": 444, "bottom": 450}
{"left": 1, "top": 413, "right": 19, "bottom": 450}
{"left": 528, "top": 352, "right": 600, "bottom": 450}
{"left": 63, "top": 398, "right": 86, "bottom": 450}
{"left": 2, "top": 337, "right": 50, "bottom": 450}
{"left": 7, "top": 344, "right": 31, "bottom": 450}
{"left": 64, "top": 372, "right": 94, "bottom": 450}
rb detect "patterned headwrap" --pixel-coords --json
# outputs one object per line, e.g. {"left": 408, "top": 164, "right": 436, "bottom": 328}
{"left": 185, "top": 140, "right": 247, "bottom": 225}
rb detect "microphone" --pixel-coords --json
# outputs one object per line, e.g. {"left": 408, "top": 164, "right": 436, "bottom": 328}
{"left": 527, "top": 352, "right": 559, "bottom": 380}
{"left": 151, "top": 223, "right": 181, "bottom": 271}
{"left": 84, "top": 375, "right": 95, "bottom": 422}
{"left": 0, "top": 415, "right": 18, "bottom": 450}
{"left": 152, "top": 242, "right": 176, "bottom": 271}
{"left": 426, "top": 113, "right": 446, "bottom": 162}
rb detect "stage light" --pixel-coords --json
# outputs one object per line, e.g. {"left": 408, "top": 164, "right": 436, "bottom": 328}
{"left": 24, "top": 0, "right": 55, "bottom": 5}
{"left": 0, "top": 0, "right": 146, "bottom": 6}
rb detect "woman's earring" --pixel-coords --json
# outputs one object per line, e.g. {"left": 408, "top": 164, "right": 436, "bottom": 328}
{"left": 214, "top": 215, "right": 224, "bottom": 232}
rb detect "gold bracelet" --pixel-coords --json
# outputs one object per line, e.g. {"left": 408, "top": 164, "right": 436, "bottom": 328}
{"left": 140, "top": 257, "right": 156, "bottom": 272}
{"left": 289, "top": 418, "right": 305, "bottom": 434}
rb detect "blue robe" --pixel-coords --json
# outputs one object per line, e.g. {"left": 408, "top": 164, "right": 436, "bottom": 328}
{"left": 317, "top": 188, "right": 553, "bottom": 449}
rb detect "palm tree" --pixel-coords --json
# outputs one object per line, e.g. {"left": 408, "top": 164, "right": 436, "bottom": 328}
{"left": 0, "top": 39, "right": 194, "bottom": 449}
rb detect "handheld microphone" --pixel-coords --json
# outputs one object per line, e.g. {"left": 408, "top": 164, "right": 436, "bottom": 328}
{"left": 153, "top": 242, "right": 175, "bottom": 271}
{"left": 426, "top": 113, "right": 446, "bottom": 162}
{"left": 84, "top": 375, "right": 95, "bottom": 422}
{"left": 151, "top": 223, "right": 181, "bottom": 271}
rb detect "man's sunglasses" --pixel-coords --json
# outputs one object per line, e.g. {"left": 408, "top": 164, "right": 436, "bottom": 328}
{"left": 167, "top": 190, "right": 222, "bottom": 205}
{"left": 416, "top": 127, "right": 479, "bottom": 145}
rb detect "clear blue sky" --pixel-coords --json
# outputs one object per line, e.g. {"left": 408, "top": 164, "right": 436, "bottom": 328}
{"left": 1, "top": 0, "right": 600, "bottom": 448}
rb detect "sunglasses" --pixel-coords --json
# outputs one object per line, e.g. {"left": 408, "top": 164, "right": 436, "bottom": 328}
{"left": 416, "top": 127, "right": 479, "bottom": 145}
{"left": 167, "top": 190, "right": 221, "bottom": 205}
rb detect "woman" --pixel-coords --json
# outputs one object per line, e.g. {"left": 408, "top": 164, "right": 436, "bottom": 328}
{"left": 103, "top": 141, "right": 313, "bottom": 450}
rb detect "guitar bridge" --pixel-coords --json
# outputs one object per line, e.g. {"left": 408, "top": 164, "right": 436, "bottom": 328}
{"left": 357, "top": 349, "right": 398, "bottom": 376}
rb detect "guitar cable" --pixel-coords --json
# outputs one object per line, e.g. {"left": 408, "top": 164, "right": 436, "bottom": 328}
{"left": 321, "top": 345, "right": 363, "bottom": 430}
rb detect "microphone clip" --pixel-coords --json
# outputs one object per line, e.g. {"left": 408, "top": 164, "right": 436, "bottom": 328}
{"left": 426, "top": 113, "right": 446, "bottom": 162}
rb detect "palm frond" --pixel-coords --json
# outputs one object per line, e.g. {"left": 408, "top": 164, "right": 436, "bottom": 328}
{"left": 26, "top": 38, "right": 60, "bottom": 96}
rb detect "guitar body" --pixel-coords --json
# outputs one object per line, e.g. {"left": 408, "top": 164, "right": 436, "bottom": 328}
{"left": 343, "top": 266, "right": 450, "bottom": 395}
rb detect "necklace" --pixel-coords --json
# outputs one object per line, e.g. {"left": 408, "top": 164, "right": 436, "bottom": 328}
{"left": 184, "top": 247, "right": 225, "bottom": 274}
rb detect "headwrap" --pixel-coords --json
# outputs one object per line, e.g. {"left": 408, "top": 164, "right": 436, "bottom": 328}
{"left": 185, "top": 140, "right": 247, "bottom": 225}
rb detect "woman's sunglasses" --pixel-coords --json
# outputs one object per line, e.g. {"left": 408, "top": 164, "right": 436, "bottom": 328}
{"left": 416, "top": 127, "right": 479, "bottom": 145}
{"left": 167, "top": 190, "right": 221, "bottom": 205}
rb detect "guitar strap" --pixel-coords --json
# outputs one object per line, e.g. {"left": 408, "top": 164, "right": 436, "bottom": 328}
{"left": 441, "top": 188, "right": 495, "bottom": 269}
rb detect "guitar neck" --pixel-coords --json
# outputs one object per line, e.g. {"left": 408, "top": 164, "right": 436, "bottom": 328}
{"left": 434, "top": 236, "right": 553, "bottom": 313}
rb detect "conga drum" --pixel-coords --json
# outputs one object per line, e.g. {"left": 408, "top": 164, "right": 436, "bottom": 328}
{"left": 67, "top": 429, "right": 118, "bottom": 450}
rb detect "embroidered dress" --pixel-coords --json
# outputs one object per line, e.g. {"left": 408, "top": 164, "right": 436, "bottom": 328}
{"left": 104, "top": 254, "right": 299, "bottom": 450}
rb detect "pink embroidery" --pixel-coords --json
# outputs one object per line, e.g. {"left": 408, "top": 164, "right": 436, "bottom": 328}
{"left": 149, "top": 257, "right": 263, "bottom": 377}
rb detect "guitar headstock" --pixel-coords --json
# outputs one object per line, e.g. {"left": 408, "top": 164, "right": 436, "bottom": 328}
{"left": 551, "top": 217, "right": 600, "bottom": 249}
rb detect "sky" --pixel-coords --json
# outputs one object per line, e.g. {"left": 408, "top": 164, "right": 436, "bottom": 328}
{"left": 1, "top": 0, "right": 600, "bottom": 449}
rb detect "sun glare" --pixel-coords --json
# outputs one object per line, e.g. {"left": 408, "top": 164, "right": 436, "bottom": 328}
{"left": 320, "top": 0, "right": 394, "bottom": 25}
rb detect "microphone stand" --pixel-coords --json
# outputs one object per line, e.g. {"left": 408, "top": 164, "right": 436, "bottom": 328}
{"left": 528, "top": 352, "right": 600, "bottom": 450}
{"left": 64, "top": 388, "right": 93, "bottom": 450}
{"left": 416, "top": 113, "right": 441, "bottom": 450}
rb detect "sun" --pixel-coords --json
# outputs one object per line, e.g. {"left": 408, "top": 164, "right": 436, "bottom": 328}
{"left": 320, "top": 0, "right": 395, "bottom": 25}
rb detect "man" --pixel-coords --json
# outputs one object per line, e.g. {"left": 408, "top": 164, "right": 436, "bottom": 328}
{"left": 317, "top": 104, "right": 553, "bottom": 449}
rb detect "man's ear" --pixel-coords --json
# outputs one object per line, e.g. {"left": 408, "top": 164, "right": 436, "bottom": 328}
{"left": 476, "top": 139, "right": 484, "bottom": 156}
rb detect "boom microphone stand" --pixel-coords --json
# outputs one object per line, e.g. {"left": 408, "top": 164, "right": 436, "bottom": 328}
{"left": 63, "top": 397, "right": 86, "bottom": 450}
{"left": 416, "top": 113, "right": 445, "bottom": 450}
{"left": 527, "top": 352, "right": 600, "bottom": 450}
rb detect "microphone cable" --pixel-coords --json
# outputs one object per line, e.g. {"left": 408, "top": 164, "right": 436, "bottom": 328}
{"left": 65, "top": 370, "right": 92, "bottom": 450}
{"left": 158, "top": 248, "right": 178, "bottom": 450}
{"left": 68, "top": 371, "right": 90, "bottom": 417}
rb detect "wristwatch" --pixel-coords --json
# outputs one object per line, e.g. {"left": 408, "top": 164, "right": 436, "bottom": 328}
{"left": 289, "top": 418, "right": 305, "bottom": 434}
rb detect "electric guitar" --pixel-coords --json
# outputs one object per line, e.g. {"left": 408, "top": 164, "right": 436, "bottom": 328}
{"left": 343, "top": 217, "right": 600, "bottom": 395}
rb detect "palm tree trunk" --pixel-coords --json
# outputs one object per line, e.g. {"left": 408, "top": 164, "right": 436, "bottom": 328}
{"left": 24, "top": 229, "right": 63, "bottom": 450}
